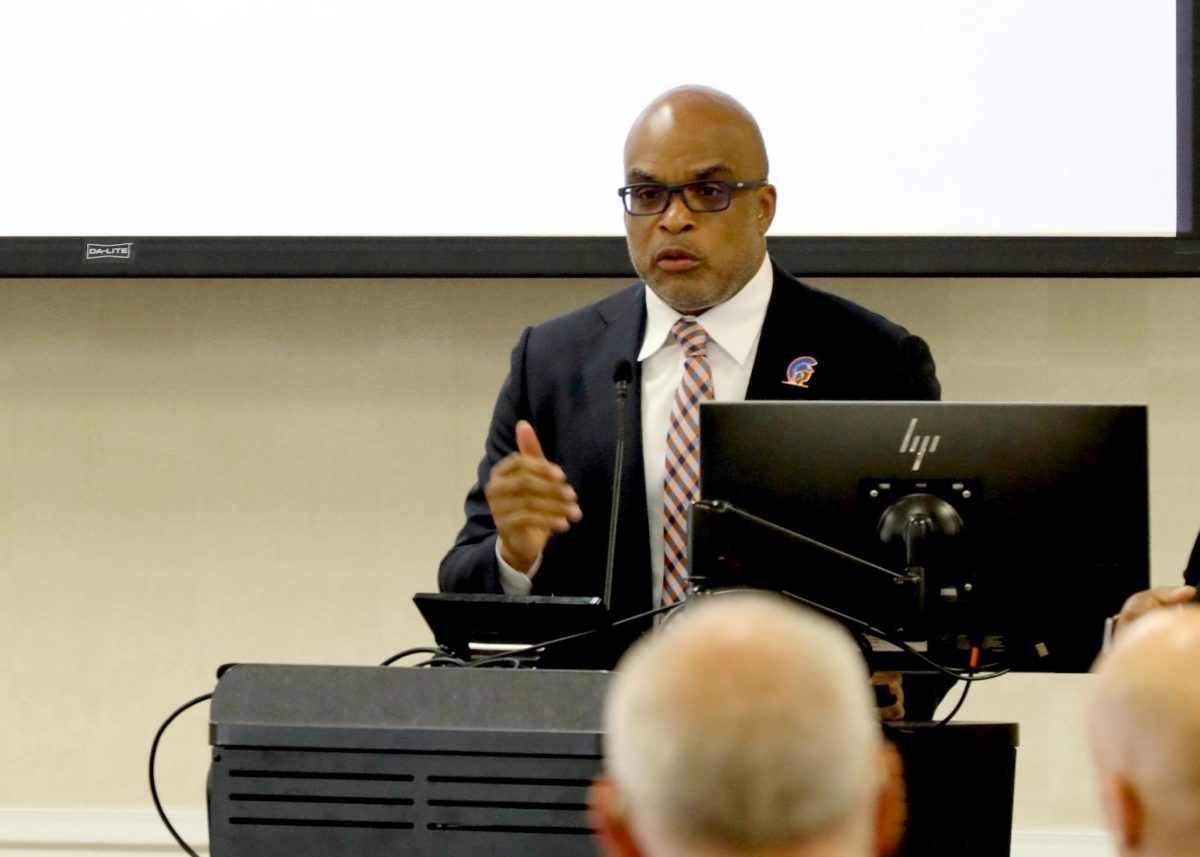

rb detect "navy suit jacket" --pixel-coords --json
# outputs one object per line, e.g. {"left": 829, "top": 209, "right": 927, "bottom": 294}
{"left": 438, "top": 263, "right": 941, "bottom": 620}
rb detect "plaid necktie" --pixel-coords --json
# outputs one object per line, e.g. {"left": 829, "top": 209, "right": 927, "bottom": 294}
{"left": 661, "top": 319, "right": 714, "bottom": 607}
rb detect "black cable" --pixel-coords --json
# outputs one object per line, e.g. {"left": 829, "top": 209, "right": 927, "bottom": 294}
{"left": 779, "top": 589, "right": 1009, "bottom": 682}
{"left": 885, "top": 659, "right": 977, "bottom": 736}
{"left": 469, "top": 657, "right": 525, "bottom": 669}
{"left": 783, "top": 589, "right": 1000, "bottom": 679}
{"left": 849, "top": 628, "right": 877, "bottom": 672}
{"left": 931, "top": 673, "right": 972, "bottom": 728}
{"left": 463, "top": 600, "right": 686, "bottom": 669}
{"left": 380, "top": 646, "right": 449, "bottom": 666}
{"left": 409, "top": 655, "right": 470, "bottom": 668}
{"left": 149, "top": 692, "right": 213, "bottom": 857}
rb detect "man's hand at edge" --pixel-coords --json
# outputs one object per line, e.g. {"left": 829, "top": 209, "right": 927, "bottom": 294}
{"left": 1116, "top": 585, "right": 1198, "bottom": 635}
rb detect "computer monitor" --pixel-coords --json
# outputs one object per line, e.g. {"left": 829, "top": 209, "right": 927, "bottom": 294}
{"left": 692, "top": 402, "right": 1149, "bottom": 673}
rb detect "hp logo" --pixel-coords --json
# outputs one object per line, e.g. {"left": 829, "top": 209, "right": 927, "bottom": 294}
{"left": 899, "top": 418, "right": 940, "bottom": 471}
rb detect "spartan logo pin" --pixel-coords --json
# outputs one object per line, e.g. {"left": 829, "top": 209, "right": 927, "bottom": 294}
{"left": 782, "top": 355, "right": 818, "bottom": 388}
{"left": 899, "top": 417, "right": 940, "bottom": 471}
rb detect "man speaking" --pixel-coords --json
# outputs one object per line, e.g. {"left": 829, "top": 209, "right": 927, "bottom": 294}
{"left": 439, "top": 85, "right": 940, "bottom": 620}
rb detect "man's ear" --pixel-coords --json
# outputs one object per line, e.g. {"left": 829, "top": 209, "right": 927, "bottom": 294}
{"left": 588, "top": 777, "right": 644, "bottom": 857}
{"left": 756, "top": 184, "right": 777, "bottom": 234}
{"left": 874, "top": 743, "right": 908, "bottom": 857}
{"left": 1100, "top": 772, "right": 1145, "bottom": 852}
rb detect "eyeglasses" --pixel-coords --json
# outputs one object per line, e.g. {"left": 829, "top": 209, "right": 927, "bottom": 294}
{"left": 617, "top": 180, "right": 768, "bottom": 215}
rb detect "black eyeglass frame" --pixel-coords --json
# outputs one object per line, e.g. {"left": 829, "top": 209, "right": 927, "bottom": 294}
{"left": 617, "top": 179, "right": 770, "bottom": 215}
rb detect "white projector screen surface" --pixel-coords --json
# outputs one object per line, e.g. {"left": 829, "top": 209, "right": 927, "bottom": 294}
{"left": 0, "top": 1, "right": 1177, "bottom": 238}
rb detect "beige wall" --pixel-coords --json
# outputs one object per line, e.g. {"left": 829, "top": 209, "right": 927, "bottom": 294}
{"left": 1, "top": 274, "right": 1198, "bottom": 829}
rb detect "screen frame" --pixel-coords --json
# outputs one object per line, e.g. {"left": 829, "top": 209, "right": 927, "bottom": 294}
{"left": 2, "top": 3, "right": 1196, "bottom": 279}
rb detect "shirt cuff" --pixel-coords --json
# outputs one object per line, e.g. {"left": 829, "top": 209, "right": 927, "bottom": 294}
{"left": 495, "top": 541, "right": 542, "bottom": 595}
{"left": 1102, "top": 613, "right": 1120, "bottom": 650}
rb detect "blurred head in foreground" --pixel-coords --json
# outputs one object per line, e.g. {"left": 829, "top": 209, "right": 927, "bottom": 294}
{"left": 590, "top": 592, "right": 904, "bottom": 857}
{"left": 1090, "top": 605, "right": 1200, "bottom": 857}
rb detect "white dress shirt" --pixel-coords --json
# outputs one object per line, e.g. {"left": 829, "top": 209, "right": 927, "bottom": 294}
{"left": 497, "top": 254, "right": 775, "bottom": 597}
{"left": 638, "top": 254, "right": 774, "bottom": 605}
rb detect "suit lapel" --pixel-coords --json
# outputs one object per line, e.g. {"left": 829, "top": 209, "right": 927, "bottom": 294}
{"left": 746, "top": 264, "right": 817, "bottom": 400}
{"left": 583, "top": 284, "right": 646, "bottom": 479}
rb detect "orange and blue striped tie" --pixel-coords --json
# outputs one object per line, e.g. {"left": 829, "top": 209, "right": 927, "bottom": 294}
{"left": 662, "top": 318, "right": 714, "bottom": 607}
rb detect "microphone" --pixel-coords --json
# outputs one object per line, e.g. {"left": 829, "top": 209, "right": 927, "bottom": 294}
{"left": 604, "top": 360, "right": 634, "bottom": 611}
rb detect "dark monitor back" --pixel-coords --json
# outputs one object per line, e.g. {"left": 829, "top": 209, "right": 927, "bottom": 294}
{"left": 697, "top": 402, "right": 1149, "bottom": 672}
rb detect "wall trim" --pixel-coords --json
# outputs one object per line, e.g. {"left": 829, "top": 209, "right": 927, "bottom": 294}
{"left": 0, "top": 806, "right": 207, "bottom": 854}
{"left": 1011, "top": 828, "right": 1116, "bottom": 857}
{"left": 0, "top": 806, "right": 1113, "bottom": 857}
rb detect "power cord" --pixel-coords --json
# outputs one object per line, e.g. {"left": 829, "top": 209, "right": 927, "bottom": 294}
{"left": 461, "top": 600, "right": 685, "bottom": 669}
{"left": 379, "top": 646, "right": 453, "bottom": 666}
{"left": 780, "top": 589, "right": 1009, "bottom": 683}
{"left": 149, "top": 692, "right": 213, "bottom": 857}
{"left": 931, "top": 669, "right": 973, "bottom": 728}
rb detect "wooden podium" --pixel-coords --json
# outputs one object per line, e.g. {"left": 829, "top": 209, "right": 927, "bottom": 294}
{"left": 208, "top": 664, "right": 1017, "bottom": 857}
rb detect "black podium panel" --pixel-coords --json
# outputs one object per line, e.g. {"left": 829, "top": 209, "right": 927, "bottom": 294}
{"left": 209, "top": 665, "right": 607, "bottom": 857}
{"left": 208, "top": 665, "right": 1018, "bottom": 857}
{"left": 890, "top": 722, "right": 1019, "bottom": 857}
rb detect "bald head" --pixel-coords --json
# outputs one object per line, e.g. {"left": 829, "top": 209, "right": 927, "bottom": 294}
{"left": 624, "top": 86, "right": 770, "bottom": 179}
{"left": 596, "top": 593, "right": 886, "bottom": 857}
{"left": 1090, "top": 606, "right": 1200, "bottom": 855}
{"left": 622, "top": 86, "right": 776, "bottom": 315}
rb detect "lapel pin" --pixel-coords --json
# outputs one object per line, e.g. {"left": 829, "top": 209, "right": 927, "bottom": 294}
{"left": 783, "top": 356, "right": 818, "bottom": 388}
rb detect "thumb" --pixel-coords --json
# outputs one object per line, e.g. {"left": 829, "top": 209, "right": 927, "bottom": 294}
{"left": 515, "top": 419, "right": 545, "bottom": 459}
{"left": 1165, "top": 585, "right": 1198, "bottom": 605}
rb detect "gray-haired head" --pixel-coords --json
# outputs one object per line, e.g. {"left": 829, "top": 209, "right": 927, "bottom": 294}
{"left": 1090, "top": 605, "right": 1200, "bottom": 857}
{"left": 594, "top": 592, "right": 893, "bottom": 857}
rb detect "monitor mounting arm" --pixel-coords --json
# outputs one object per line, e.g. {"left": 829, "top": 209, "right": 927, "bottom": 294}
{"left": 688, "top": 499, "right": 929, "bottom": 636}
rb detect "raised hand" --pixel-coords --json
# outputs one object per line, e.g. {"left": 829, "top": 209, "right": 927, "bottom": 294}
{"left": 484, "top": 420, "right": 582, "bottom": 573}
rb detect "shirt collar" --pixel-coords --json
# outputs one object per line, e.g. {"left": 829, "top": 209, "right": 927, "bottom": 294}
{"left": 638, "top": 254, "right": 774, "bottom": 365}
